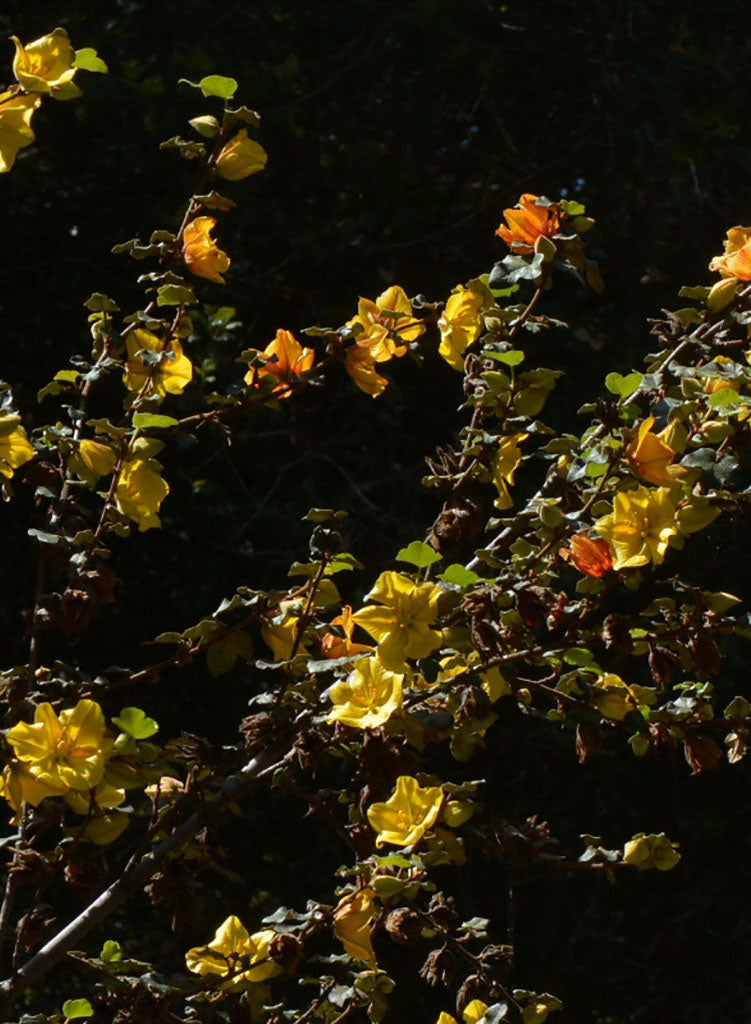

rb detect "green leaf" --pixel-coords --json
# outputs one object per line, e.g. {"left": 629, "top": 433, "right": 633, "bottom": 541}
{"left": 439, "top": 564, "right": 481, "bottom": 587}
{"left": 100, "top": 939, "right": 123, "bottom": 962}
{"left": 28, "top": 529, "right": 62, "bottom": 545}
{"left": 63, "top": 998, "right": 93, "bottom": 1020}
{"left": 303, "top": 508, "right": 348, "bottom": 523}
{"left": 111, "top": 707, "right": 159, "bottom": 739}
{"left": 563, "top": 647, "right": 600, "bottom": 669}
{"left": 326, "top": 552, "right": 364, "bottom": 574}
{"left": 484, "top": 349, "right": 525, "bottom": 367}
{"left": 206, "top": 630, "right": 254, "bottom": 677}
{"left": 180, "top": 75, "right": 238, "bottom": 99}
{"left": 605, "top": 372, "right": 642, "bottom": 398}
{"left": 74, "top": 48, "right": 108, "bottom": 73}
{"left": 84, "top": 292, "right": 120, "bottom": 313}
{"left": 678, "top": 285, "right": 710, "bottom": 300}
{"left": 708, "top": 387, "right": 743, "bottom": 407}
{"left": 156, "top": 283, "right": 197, "bottom": 307}
{"left": 561, "top": 199, "right": 586, "bottom": 216}
{"left": 188, "top": 115, "right": 220, "bottom": 138}
{"left": 133, "top": 413, "right": 179, "bottom": 430}
{"left": 396, "top": 541, "right": 442, "bottom": 568}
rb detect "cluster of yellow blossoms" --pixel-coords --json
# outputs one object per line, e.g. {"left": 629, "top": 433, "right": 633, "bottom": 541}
{"left": 0, "top": 699, "right": 131, "bottom": 842}
{"left": 0, "top": 28, "right": 106, "bottom": 172}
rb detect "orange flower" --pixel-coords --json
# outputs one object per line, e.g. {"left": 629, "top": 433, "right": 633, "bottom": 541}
{"left": 496, "top": 193, "right": 561, "bottom": 253}
{"left": 321, "top": 606, "right": 372, "bottom": 660}
{"left": 182, "top": 216, "right": 230, "bottom": 283}
{"left": 245, "top": 328, "right": 314, "bottom": 398}
{"left": 709, "top": 227, "right": 751, "bottom": 281}
{"left": 561, "top": 533, "right": 613, "bottom": 578}
{"left": 626, "top": 417, "right": 678, "bottom": 486}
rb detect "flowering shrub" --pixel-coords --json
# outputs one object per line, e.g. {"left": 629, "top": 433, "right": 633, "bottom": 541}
{"left": 2, "top": 28, "right": 751, "bottom": 1024}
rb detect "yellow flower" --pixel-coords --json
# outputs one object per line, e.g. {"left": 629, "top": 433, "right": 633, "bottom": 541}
{"left": 491, "top": 433, "right": 526, "bottom": 510}
{"left": 623, "top": 832, "right": 680, "bottom": 872}
{"left": 367, "top": 775, "right": 444, "bottom": 848}
{"left": 592, "top": 673, "right": 656, "bottom": 722}
{"left": 185, "top": 916, "right": 282, "bottom": 990}
{"left": 64, "top": 780, "right": 126, "bottom": 814}
{"left": 709, "top": 226, "right": 751, "bottom": 281}
{"left": 11, "top": 28, "right": 76, "bottom": 94}
{"left": 216, "top": 129, "right": 268, "bottom": 180}
{"left": 352, "top": 571, "right": 442, "bottom": 670}
{"left": 0, "top": 424, "right": 35, "bottom": 478}
{"left": 333, "top": 888, "right": 377, "bottom": 963}
{"left": 0, "top": 761, "right": 67, "bottom": 818}
{"left": 245, "top": 329, "right": 314, "bottom": 398}
{"left": 115, "top": 457, "right": 169, "bottom": 531}
{"left": 6, "top": 699, "right": 112, "bottom": 792}
{"left": 438, "top": 285, "right": 485, "bottom": 371}
{"left": 327, "top": 655, "right": 403, "bottom": 729}
{"left": 71, "top": 439, "right": 118, "bottom": 483}
{"left": 0, "top": 89, "right": 41, "bottom": 172}
{"left": 496, "top": 193, "right": 561, "bottom": 253}
{"left": 348, "top": 285, "right": 424, "bottom": 362}
{"left": 182, "top": 216, "right": 230, "bottom": 284}
{"left": 123, "top": 329, "right": 192, "bottom": 398}
{"left": 464, "top": 1001, "right": 489, "bottom": 1024}
{"left": 626, "top": 417, "right": 678, "bottom": 486}
{"left": 594, "top": 486, "right": 679, "bottom": 570}
{"left": 344, "top": 343, "right": 389, "bottom": 397}
{"left": 262, "top": 609, "right": 308, "bottom": 661}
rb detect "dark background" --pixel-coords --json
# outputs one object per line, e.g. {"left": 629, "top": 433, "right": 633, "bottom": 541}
{"left": 3, "top": 1, "right": 751, "bottom": 1020}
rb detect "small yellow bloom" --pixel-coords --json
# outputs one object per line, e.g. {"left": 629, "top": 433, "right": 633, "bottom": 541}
{"left": 594, "top": 486, "right": 679, "bottom": 570}
{"left": 245, "top": 328, "right": 314, "bottom": 398}
{"left": 328, "top": 656, "right": 403, "bottom": 730}
{"left": 709, "top": 226, "right": 751, "bottom": 281}
{"left": 491, "top": 433, "right": 526, "bottom": 510}
{"left": 0, "top": 89, "right": 41, "bottom": 172}
{"left": 185, "top": 916, "right": 282, "bottom": 990}
{"left": 64, "top": 780, "right": 126, "bottom": 814}
{"left": 344, "top": 343, "right": 389, "bottom": 397}
{"left": 262, "top": 609, "right": 308, "bottom": 661}
{"left": 348, "top": 285, "right": 424, "bottom": 362}
{"left": 352, "top": 571, "right": 442, "bottom": 670}
{"left": 438, "top": 285, "right": 485, "bottom": 371}
{"left": 623, "top": 832, "right": 680, "bottom": 871}
{"left": 0, "top": 424, "right": 35, "bottom": 478}
{"left": 367, "top": 775, "right": 444, "bottom": 848}
{"left": 72, "top": 439, "right": 118, "bottom": 483}
{"left": 6, "top": 699, "right": 112, "bottom": 792}
{"left": 11, "top": 28, "right": 76, "bottom": 94}
{"left": 626, "top": 417, "right": 678, "bottom": 486}
{"left": 464, "top": 1001, "right": 489, "bottom": 1024}
{"left": 592, "top": 673, "right": 656, "bottom": 722}
{"left": 333, "top": 888, "right": 377, "bottom": 962}
{"left": 216, "top": 128, "right": 268, "bottom": 180}
{"left": 115, "top": 457, "right": 169, "bottom": 531}
{"left": 182, "top": 216, "right": 230, "bottom": 284}
{"left": 123, "top": 329, "right": 192, "bottom": 397}
{"left": 0, "top": 761, "right": 67, "bottom": 817}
